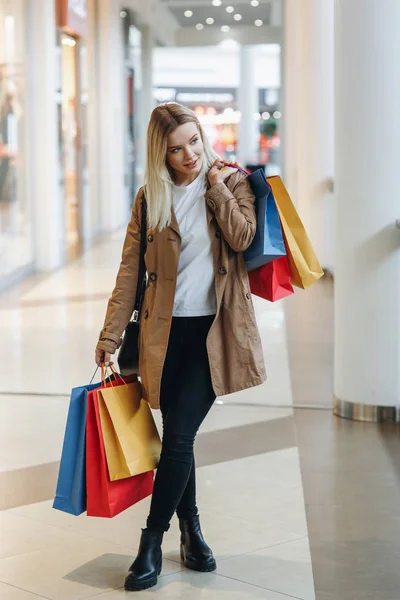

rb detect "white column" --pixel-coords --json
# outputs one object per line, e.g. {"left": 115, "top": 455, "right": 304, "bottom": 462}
{"left": 282, "top": 0, "right": 300, "bottom": 202}
{"left": 96, "top": 0, "right": 127, "bottom": 231}
{"left": 283, "top": 0, "right": 334, "bottom": 270}
{"left": 137, "top": 24, "right": 154, "bottom": 182}
{"left": 141, "top": 25, "right": 154, "bottom": 127}
{"left": 86, "top": 0, "right": 100, "bottom": 238}
{"left": 238, "top": 45, "right": 259, "bottom": 167}
{"left": 28, "top": 0, "right": 63, "bottom": 270}
{"left": 334, "top": 0, "right": 400, "bottom": 417}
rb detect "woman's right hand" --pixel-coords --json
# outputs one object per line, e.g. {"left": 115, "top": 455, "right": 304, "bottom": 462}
{"left": 208, "top": 159, "right": 237, "bottom": 188}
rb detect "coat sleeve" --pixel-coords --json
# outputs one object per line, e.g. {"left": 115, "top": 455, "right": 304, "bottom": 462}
{"left": 97, "top": 187, "right": 144, "bottom": 353}
{"left": 204, "top": 170, "right": 256, "bottom": 252}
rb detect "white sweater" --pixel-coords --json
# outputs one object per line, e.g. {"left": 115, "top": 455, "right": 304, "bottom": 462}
{"left": 172, "top": 175, "right": 217, "bottom": 317}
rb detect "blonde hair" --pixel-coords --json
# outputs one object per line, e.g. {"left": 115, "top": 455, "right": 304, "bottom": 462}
{"left": 144, "top": 102, "right": 219, "bottom": 231}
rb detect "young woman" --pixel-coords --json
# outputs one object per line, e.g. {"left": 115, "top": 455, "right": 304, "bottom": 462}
{"left": 95, "top": 102, "right": 266, "bottom": 592}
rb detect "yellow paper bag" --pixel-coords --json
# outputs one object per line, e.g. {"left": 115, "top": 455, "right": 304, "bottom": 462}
{"left": 97, "top": 381, "right": 161, "bottom": 482}
{"left": 267, "top": 176, "right": 324, "bottom": 289}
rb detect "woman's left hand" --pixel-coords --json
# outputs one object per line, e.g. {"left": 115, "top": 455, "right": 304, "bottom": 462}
{"left": 208, "top": 159, "right": 237, "bottom": 188}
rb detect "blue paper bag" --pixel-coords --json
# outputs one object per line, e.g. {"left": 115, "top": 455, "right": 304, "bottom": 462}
{"left": 243, "top": 169, "right": 286, "bottom": 271}
{"left": 53, "top": 382, "right": 101, "bottom": 515}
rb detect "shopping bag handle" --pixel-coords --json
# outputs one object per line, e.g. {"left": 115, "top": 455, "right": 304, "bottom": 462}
{"left": 89, "top": 363, "right": 128, "bottom": 388}
{"left": 101, "top": 363, "right": 128, "bottom": 388}
{"left": 109, "top": 364, "right": 128, "bottom": 387}
{"left": 100, "top": 364, "right": 114, "bottom": 387}
{"left": 90, "top": 364, "right": 114, "bottom": 386}
{"left": 225, "top": 162, "right": 250, "bottom": 175}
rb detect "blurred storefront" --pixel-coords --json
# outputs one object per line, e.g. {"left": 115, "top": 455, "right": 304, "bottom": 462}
{"left": 121, "top": 8, "right": 142, "bottom": 208}
{"left": 0, "top": 0, "right": 33, "bottom": 286}
{"left": 0, "top": 0, "right": 148, "bottom": 288}
{"left": 55, "top": 0, "right": 88, "bottom": 260}
{"left": 154, "top": 85, "right": 281, "bottom": 171}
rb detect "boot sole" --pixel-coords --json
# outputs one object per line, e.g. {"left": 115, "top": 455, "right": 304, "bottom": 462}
{"left": 124, "top": 564, "right": 162, "bottom": 591}
{"left": 180, "top": 545, "right": 217, "bottom": 572}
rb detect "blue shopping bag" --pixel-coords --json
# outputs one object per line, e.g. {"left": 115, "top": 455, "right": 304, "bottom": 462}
{"left": 53, "top": 381, "right": 101, "bottom": 515}
{"left": 243, "top": 168, "right": 286, "bottom": 271}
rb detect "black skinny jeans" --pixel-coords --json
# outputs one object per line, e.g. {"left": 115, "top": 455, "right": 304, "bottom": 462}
{"left": 146, "top": 315, "right": 216, "bottom": 533}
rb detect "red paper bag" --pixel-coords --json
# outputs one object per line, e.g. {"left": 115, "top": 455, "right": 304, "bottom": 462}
{"left": 86, "top": 380, "right": 154, "bottom": 518}
{"left": 248, "top": 256, "right": 294, "bottom": 302}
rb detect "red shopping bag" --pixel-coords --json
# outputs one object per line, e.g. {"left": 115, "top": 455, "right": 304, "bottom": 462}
{"left": 248, "top": 255, "right": 294, "bottom": 302}
{"left": 86, "top": 375, "right": 154, "bottom": 518}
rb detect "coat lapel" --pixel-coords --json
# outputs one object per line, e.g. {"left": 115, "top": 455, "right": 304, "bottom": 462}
{"left": 169, "top": 206, "right": 181, "bottom": 237}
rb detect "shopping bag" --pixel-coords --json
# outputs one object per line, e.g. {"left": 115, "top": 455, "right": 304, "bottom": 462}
{"left": 267, "top": 176, "right": 324, "bottom": 289}
{"left": 53, "top": 381, "right": 101, "bottom": 515}
{"left": 226, "top": 166, "right": 285, "bottom": 270}
{"left": 86, "top": 384, "right": 154, "bottom": 518}
{"left": 248, "top": 256, "right": 294, "bottom": 302}
{"left": 97, "top": 377, "right": 161, "bottom": 481}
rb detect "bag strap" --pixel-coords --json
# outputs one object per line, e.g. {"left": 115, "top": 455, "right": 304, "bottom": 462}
{"left": 132, "top": 194, "right": 147, "bottom": 322}
{"left": 225, "top": 161, "right": 250, "bottom": 175}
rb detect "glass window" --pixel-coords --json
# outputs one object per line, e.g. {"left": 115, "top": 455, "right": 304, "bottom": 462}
{"left": 0, "top": 0, "right": 33, "bottom": 284}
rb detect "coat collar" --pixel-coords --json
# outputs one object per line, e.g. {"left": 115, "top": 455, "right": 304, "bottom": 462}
{"left": 169, "top": 206, "right": 181, "bottom": 237}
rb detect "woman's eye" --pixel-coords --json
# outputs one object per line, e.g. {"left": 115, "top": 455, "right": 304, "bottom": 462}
{"left": 171, "top": 148, "right": 180, "bottom": 153}
{"left": 191, "top": 138, "right": 199, "bottom": 145}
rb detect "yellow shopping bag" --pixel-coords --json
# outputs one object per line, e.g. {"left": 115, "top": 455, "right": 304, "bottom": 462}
{"left": 97, "top": 377, "right": 161, "bottom": 482}
{"left": 267, "top": 176, "right": 324, "bottom": 289}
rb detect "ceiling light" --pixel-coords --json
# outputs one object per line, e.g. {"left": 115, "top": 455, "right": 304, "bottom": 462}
{"left": 212, "top": 0, "right": 222, "bottom": 5}
{"left": 251, "top": 0, "right": 260, "bottom": 6}
{"left": 219, "top": 38, "right": 240, "bottom": 50}
{"left": 255, "top": 19, "right": 263, "bottom": 26}
{"left": 226, "top": 6, "right": 234, "bottom": 13}
{"left": 184, "top": 10, "right": 193, "bottom": 18}
{"left": 262, "top": 112, "right": 271, "bottom": 120}
{"left": 253, "top": 113, "right": 261, "bottom": 121}
{"left": 195, "top": 23, "right": 204, "bottom": 30}
{"left": 120, "top": 10, "right": 127, "bottom": 18}
{"left": 221, "top": 25, "right": 231, "bottom": 32}
{"left": 234, "top": 13, "right": 242, "bottom": 21}
{"left": 206, "top": 17, "right": 215, "bottom": 24}
{"left": 273, "top": 111, "right": 282, "bottom": 119}
{"left": 62, "top": 37, "right": 76, "bottom": 46}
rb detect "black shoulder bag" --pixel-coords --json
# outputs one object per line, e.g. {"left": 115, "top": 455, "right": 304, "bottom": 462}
{"left": 117, "top": 196, "right": 147, "bottom": 375}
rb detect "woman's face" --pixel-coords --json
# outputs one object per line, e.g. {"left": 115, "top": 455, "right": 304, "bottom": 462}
{"left": 166, "top": 122, "right": 204, "bottom": 184}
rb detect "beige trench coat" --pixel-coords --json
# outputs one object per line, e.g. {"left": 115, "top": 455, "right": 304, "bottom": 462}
{"left": 97, "top": 170, "right": 266, "bottom": 409}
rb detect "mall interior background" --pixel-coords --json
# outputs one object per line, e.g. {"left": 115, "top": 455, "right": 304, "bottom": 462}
{"left": 1, "top": 0, "right": 398, "bottom": 417}
{"left": 0, "top": 2, "right": 399, "bottom": 598}
{"left": 0, "top": 0, "right": 335, "bottom": 292}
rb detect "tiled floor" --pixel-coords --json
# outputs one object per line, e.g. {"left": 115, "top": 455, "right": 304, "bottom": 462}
{"left": 1, "top": 235, "right": 399, "bottom": 599}
{"left": 0, "top": 236, "right": 314, "bottom": 599}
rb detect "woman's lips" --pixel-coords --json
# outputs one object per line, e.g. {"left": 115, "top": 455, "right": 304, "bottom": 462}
{"left": 185, "top": 159, "right": 198, "bottom": 169}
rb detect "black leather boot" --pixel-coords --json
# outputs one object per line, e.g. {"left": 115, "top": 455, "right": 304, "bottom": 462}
{"left": 124, "top": 529, "right": 164, "bottom": 592}
{"left": 179, "top": 514, "right": 216, "bottom": 572}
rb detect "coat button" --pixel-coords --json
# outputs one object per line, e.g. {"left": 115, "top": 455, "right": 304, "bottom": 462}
{"left": 218, "top": 266, "right": 227, "bottom": 275}
{"left": 215, "top": 230, "right": 221, "bottom": 239}
{"left": 246, "top": 292, "right": 251, "bottom": 299}
{"left": 209, "top": 199, "right": 217, "bottom": 210}
{"left": 147, "top": 234, "right": 154, "bottom": 243}
{"left": 144, "top": 309, "right": 149, "bottom": 319}
{"left": 149, "top": 272, "right": 157, "bottom": 282}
